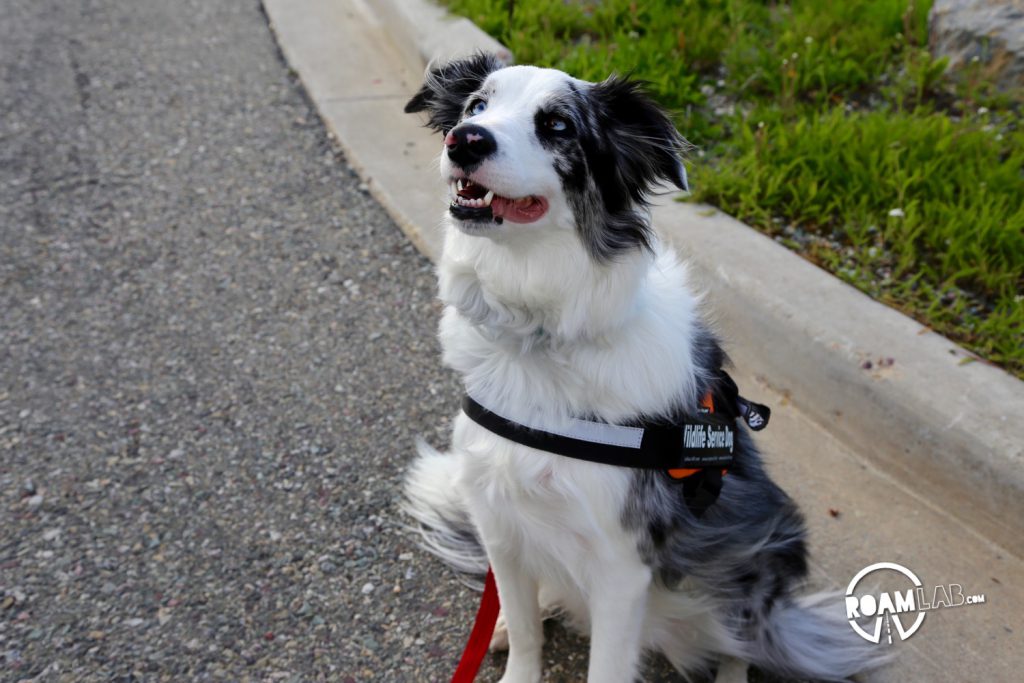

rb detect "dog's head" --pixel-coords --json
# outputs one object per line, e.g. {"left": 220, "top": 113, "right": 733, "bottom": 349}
{"left": 405, "top": 54, "right": 689, "bottom": 261}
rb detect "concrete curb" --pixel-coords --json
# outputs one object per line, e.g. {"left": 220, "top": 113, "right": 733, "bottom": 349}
{"left": 263, "top": 0, "right": 1023, "bottom": 552}
{"left": 371, "top": 0, "right": 512, "bottom": 71}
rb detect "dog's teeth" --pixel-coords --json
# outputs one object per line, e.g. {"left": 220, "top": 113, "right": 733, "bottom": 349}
{"left": 483, "top": 190, "right": 494, "bottom": 206}
{"left": 457, "top": 179, "right": 464, "bottom": 191}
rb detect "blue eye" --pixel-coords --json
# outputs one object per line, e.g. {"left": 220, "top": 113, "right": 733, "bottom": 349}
{"left": 469, "top": 100, "right": 487, "bottom": 116}
{"left": 546, "top": 116, "right": 568, "bottom": 132}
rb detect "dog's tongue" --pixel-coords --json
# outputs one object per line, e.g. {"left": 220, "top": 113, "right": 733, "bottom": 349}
{"left": 491, "top": 196, "right": 547, "bottom": 223}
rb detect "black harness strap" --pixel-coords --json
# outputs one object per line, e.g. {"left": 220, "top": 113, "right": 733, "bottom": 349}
{"left": 461, "top": 395, "right": 736, "bottom": 471}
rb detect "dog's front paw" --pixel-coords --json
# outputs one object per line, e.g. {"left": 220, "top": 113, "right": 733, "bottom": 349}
{"left": 496, "top": 664, "right": 541, "bottom": 683}
{"left": 496, "top": 646, "right": 542, "bottom": 683}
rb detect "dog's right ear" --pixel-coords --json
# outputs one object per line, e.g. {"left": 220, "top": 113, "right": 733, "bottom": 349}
{"left": 404, "top": 53, "right": 503, "bottom": 134}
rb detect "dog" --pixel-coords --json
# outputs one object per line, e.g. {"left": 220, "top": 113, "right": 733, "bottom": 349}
{"left": 402, "top": 54, "right": 880, "bottom": 682}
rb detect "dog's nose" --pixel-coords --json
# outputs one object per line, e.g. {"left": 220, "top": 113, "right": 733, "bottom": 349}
{"left": 445, "top": 124, "right": 497, "bottom": 169}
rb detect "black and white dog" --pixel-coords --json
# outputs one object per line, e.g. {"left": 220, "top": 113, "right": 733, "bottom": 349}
{"left": 403, "top": 54, "right": 878, "bottom": 682}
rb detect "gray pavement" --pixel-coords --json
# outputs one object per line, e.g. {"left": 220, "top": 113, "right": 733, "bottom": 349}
{"left": 0, "top": 0, "right": 473, "bottom": 680}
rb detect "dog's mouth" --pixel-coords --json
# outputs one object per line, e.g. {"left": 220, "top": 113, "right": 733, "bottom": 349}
{"left": 448, "top": 179, "right": 548, "bottom": 225}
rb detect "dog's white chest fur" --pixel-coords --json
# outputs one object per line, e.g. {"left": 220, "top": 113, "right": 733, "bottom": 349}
{"left": 436, "top": 226, "right": 703, "bottom": 624}
{"left": 438, "top": 229, "right": 703, "bottom": 423}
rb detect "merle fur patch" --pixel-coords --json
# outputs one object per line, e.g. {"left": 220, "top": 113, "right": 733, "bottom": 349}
{"left": 553, "top": 77, "right": 692, "bottom": 261}
{"left": 621, "top": 326, "right": 809, "bottom": 621}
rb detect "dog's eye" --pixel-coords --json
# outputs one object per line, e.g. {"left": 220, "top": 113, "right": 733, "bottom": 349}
{"left": 545, "top": 115, "right": 568, "bottom": 132}
{"left": 468, "top": 99, "right": 487, "bottom": 116}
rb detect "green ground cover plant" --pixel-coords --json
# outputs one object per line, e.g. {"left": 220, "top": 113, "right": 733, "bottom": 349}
{"left": 445, "top": 0, "right": 1023, "bottom": 377}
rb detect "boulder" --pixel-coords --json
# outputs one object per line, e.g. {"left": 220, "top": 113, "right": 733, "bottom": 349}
{"left": 929, "top": 0, "right": 1024, "bottom": 90}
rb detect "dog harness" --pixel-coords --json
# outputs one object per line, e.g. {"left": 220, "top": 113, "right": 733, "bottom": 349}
{"left": 450, "top": 372, "right": 770, "bottom": 682}
{"left": 462, "top": 370, "right": 770, "bottom": 517}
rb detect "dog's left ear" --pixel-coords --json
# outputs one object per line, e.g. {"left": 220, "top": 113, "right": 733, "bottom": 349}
{"left": 404, "top": 53, "right": 504, "bottom": 134}
{"left": 590, "top": 76, "right": 690, "bottom": 194}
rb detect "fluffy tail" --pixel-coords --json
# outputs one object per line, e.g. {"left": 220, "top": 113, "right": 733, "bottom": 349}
{"left": 744, "top": 591, "right": 892, "bottom": 681}
{"left": 401, "top": 440, "right": 488, "bottom": 575}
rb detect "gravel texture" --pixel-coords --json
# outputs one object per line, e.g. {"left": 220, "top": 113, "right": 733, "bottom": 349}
{"left": 0, "top": 0, "right": 467, "bottom": 679}
{"left": 0, "top": 0, "right": 758, "bottom": 680}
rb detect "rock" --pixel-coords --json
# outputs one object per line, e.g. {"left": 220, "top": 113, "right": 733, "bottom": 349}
{"left": 930, "top": 0, "right": 1024, "bottom": 90}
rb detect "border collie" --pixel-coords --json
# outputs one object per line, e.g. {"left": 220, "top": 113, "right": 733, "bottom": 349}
{"left": 402, "top": 54, "right": 879, "bottom": 682}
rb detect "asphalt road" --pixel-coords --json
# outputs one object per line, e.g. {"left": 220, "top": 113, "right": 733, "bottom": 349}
{"left": 0, "top": 1, "right": 774, "bottom": 681}
{"left": 0, "top": 0, "right": 480, "bottom": 679}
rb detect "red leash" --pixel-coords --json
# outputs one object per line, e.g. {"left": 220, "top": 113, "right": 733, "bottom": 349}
{"left": 451, "top": 567, "right": 501, "bottom": 683}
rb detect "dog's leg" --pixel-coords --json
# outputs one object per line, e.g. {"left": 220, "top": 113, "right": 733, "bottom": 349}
{"left": 585, "top": 560, "right": 652, "bottom": 683}
{"left": 714, "top": 656, "right": 750, "bottom": 683}
{"left": 490, "top": 552, "right": 543, "bottom": 683}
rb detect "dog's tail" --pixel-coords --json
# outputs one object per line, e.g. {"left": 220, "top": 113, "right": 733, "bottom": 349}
{"left": 743, "top": 590, "right": 892, "bottom": 681}
{"left": 402, "top": 439, "right": 488, "bottom": 575}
